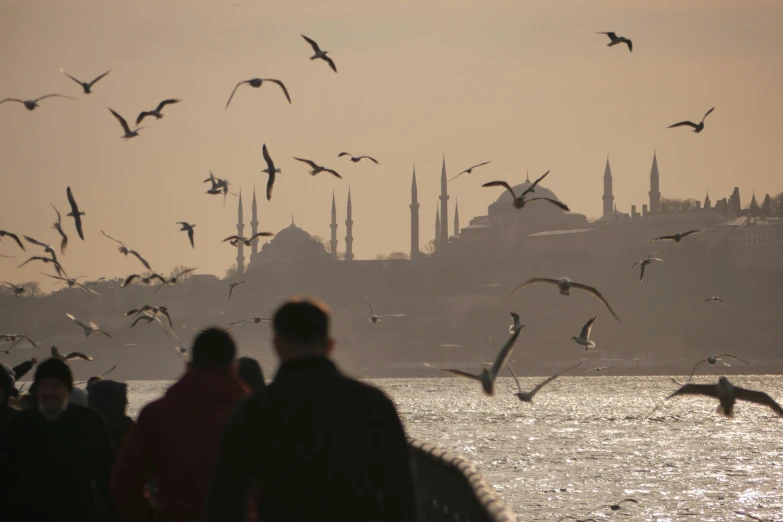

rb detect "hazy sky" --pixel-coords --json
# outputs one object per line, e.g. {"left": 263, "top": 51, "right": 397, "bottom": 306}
{"left": 1, "top": 0, "right": 782, "bottom": 285}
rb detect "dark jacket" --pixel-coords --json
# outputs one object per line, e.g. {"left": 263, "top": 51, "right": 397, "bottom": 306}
{"left": 0, "top": 404, "right": 115, "bottom": 522}
{"left": 111, "top": 367, "right": 248, "bottom": 522}
{"left": 208, "top": 356, "right": 417, "bottom": 522}
{"left": 88, "top": 380, "right": 134, "bottom": 449}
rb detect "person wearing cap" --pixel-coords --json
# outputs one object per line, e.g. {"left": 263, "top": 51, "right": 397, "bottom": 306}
{"left": 209, "top": 298, "right": 417, "bottom": 522}
{"left": 0, "top": 358, "right": 116, "bottom": 522}
{"left": 111, "top": 327, "right": 248, "bottom": 522}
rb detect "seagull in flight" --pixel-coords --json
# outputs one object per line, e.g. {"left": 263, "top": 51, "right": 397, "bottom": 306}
{"left": 125, "top": 305, "right": 173, "bottom": 329}
{"left": 18, "top": 255, "right": 67, "bottom": 278}
{"left": 136, "top": 99, "right": 182, "bottom": 125}
{"left": 60, "top": 68, "right": 111, "bottom": 94}
{"left": 596, "top": 32, "right": 633, "bottom": 52}
{"left": 44, "top": 274, "right": 101, "bottom": 295}
{"left": 667, "top": 376, "right": 783, "bottom": 418}
{"left": 688, "top": 354, "right": 748, "bottom": 382}
{"left": 586, "top": 366, "right": 612, "bottom": 373}
{"left": 704, "top": 296, "right": 726, "bottom": 306}
{"left": 365, "top": 294, "right": 410, "bottom": 324}
{"left": 121, "top": 272, "right": 166, "bottom": 288}
{"left": 66, "top": 313, "right": 113, "bottom": 339}
{"left": 631, "top": 253, "right": 663, "bottom": 283}
{"left": 177, "top": 222, "right": 196, "bottom": 248}
{"left": 301, "top": 35, "right": 337, "bottom": 72}
{"left": 84, "top": 277, "right": 107, "bottom": 287}
{"left": 338, "top": 153, "right": 379, "bottom": 164}
{"left": 223, "top": 232, "right": 274, "bottom": 247}
{"left": 512, "top": 277, "right": 620, "bottom": 322}
{"left": 51, "top": 346, "right": 93, "bottom": 363}
{"left": 1, "top": 282, "right": 28, "bottom": 296}
{"left": 0, "top": 334, "right": 38, "bottom": 353}
{"left": 293, "top": 158, "right": 342, "bottom": 179}
{"left": 109, "top": 108, "right": 144, "bottom": 139}
{"left": 0, "top": 230, "right": 25, "bottom": 252}
{"left": 225, "top": 78, "right": 291, "bottom": 110}
{"left": 229, "top": 280, "right": 245, "bottom": 299}
{"left": 507, "top": 361, "right": 583, "bottom": 403}
{"left": 50, "top": 204, "right": 68, "bottom": 254}
{"left": 66, "top": 186, "right": 85, "bottom": 240}
{"left": 261, "top": 144, "right": 280, "bottom": 201}
{"left": 509, "top": 312, "right": 524, "bottom": 334}
{"left": 587, "top": 499, "right": 639, "bottom": 515}
{"left": 449, "top": 161, "right": 492, "bottom": 182}
{"left": 23, "top": 235, "right": 59, "bottom": 262}
{"left": 1, "top": 94, "right": 73, "bottom": 111}
{"left": 226, "top": 316, "right": 273, "bottom": 330}
{"left": 158, "top": 267, "right": 197, "bottom": 288}
{"left": 653, "top": 230, "right": 702, "bottom": 243}
{"left": 668, "top": 107, "right": 715, "bottom": 133}
{"left": 571, "top": 315, "right": 597, "bottom": 350}
{"left": 101, "top": 231, "right": 150, "bottom": 270}
{"left": 482, "top": 174, "right": 569, "bottom": 211}
{"left": 437, "top": 328, "right": 523, "bottom": 396}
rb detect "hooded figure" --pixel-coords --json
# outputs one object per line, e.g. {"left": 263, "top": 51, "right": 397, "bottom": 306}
{"left": 88, "top": 380, "right": 134, "bottom": 449}
{"left": 236, "top": 357, "right": 266, "bottom": 392}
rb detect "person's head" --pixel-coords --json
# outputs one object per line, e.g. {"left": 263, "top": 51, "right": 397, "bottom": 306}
{"left": 0, "top": 365, "right": 14, "bottom": 408}
{"left": 236, "top": 357, "right": 265, "bottom": 392}
{"left": 88, "top": 379, "right": 128, "bottom": 416}
{"left": 272, "top": 298, "right": 334, "bottom": 362}
{"left": 33, "top": 358, "right": 72, "bottom": 420}
{"left": 190, "top": 328, "right": 237, "bottom": 370}
{"left": 87, "top": 376, "right": 102, "bottom": 386}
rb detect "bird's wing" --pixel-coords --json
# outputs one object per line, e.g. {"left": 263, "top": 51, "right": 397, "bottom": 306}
{"left": 130, "top": 315, "right": 154, "bottom": 328}
{"left": 599, "top": 32, "right": 617, "bottom": 39}
{"left": 22, "top": 235, "right": 51, "bottom": 251}
{"left": 135, "top": 111, "right": 152, "bottom": 126}
{"left": 365, "top": 294, "right": 374, "bottom": 317}
{"left": 687, "top": 359, "right": 708, "bottom": 381}
{"left": 148, "top": 273, "right": 166, "bottom": 284}
{"left": 65, "top": 352, "right": 93, "bottom": 361}
{"left": 586, "top": 505, "right": 611, "bottom": 515}
{"left": 1, "top": 231, "right": 25, "bottom": 251}
{"left": 527, "top": 197, "right": 570, "bottom": 211}
{"left": 262, "top": 143, "right": 274, "bottom": 170}
{"left": 666, "top": 383, "right": 719, "bottom": 400}
{"left": 358, "top": 156, "right": 379, "bottom": 164}
{"left": 109, "top": 108, "right": 132, "bottom": 133}
{"left": 482, "top": 181, "right": 516, "bottom": 199}
{"left": 668, "top": 121, "right": 699, "bottom": 129}
{"left": 653, "top": 235, "right": 676, "bottom": 241}
{"left": 441, "top": 369, "right": 481, "bottom": 382}
{"left": 229, "top": 285, "right": 235, "bottom": 299}
{"left": 322, "top": 55, "right": 337, "bottom": 73}
{"left": 716, "top": 353, "right": 749, "bottom": 365}
{"left": 377, "top": 314, "right": 410, "bottom": 318}
{"left": 511, "top": 277, "right": 560, "bottom": 295}
{"left": 156, "top": 98, "right": 181, "bottom": 111}
{"left": 60, "top": 69, "right": 83, "bottom": 86}
{"left": 19, "top": 335, "right": 38, "bottom": 348}
{"left": 33, "top": 94, "right": 74, "bottom": 103}
{"left": 680, "top": 229, "right": 703, "bottom": 238}
{"left": 75, "top": 282, "right": 101, "bottom": 296}
{"left": 66, "top": 313, "right": 88, "bottom": 330}
{"left": 128, "top": 250, "right": 151, "bottom": 270}
{"left": 301, "top": 34, "right": 321, "bottom": 53}
{"left": 648, "top": 258, "right": 664, "bottom": 262}
{"left": 640, "top": 262, "right": 646, "bottom": 282}
{"left": 338, "top": 152, "right": 351, "bottom": 158}
{"left": 631, "top": 261, "right": 641, "bottom": 269}
{"left": 521, "top": 170, "right": 550, "bottom": 197}
{"left": 0, "top": 98, "right": 26, "bottom": 105}
{"left": 489, "top": 328, "right": 523, "bottom": 380}
{"left": 87, "top": 69, "right": 112, "bottom": 87}
{"left": 250, "top": 232, "right": 274, "bottom": 240}
{"left": 225, "top": 81, "right": 247, "bottom": 110}
{"left": 505, "top": 363, "right": 524, "bottom": 394}
{"left": 174, "top": 267, "right": 197, "bottom": 279}
{"left": 293, "top": 157, "right": 318, "bottom": 169}
{"left": 449, "top": 170, "right": 469, "bottom": 182}
{"left": 187, "top": 228, "right": 194, "bottom": 248}
{"left": 618, "top": 499, "right": 639, "bottom": 505}
{"left": 100, "top": 230, "right": 125, "bottom": 247}
{"left": 528, "top": 362, "right": 584, "bottom": 398}
{"left": 571, "top": 283, "right": 620, "bottom": 322}
{"left": 735, "top": 388, "right": 783, "bottom": 416}
{"left": 99, "top": 330, "right": 113, "bottom": 339}
{"left": 265, "top": 79, "right": 291, "bottom": 104}
{"left": 702, "top": 107, "right": 715, "bottom": 121}
{"left": 223, "top": 236, "right": 242, "bottom": 243}
{"left": 579, "top": 316, "right": 596, "bottom": 340}
{"left": 624, "top": 39, "right": 633, "bottom": 52}
{"left": 323, "top": 169, "right": 342, "bottom": 179}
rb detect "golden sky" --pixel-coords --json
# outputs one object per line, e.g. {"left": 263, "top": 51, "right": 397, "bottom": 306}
{"left": 1, "top": 0, "right": 782, "bottom": 285}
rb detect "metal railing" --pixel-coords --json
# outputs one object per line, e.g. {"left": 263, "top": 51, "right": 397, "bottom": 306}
{"left": 408, "top": 438, "right": 516, "bottom": 522}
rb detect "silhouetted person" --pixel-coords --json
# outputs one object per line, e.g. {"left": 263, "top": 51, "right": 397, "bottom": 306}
{"left": 88, "top": 380, "right": 134, "bottom": 449}
{"left": 0, "top": 358, "right": 115, "bottom": 522}
{"left": 237, "top": 356, "right": 266, "bottom": 392}
{"left": 111, "top": 328, "right": 248, "bottom": 522}
{"left": 0, "top": 364, "right": 17, "bottom": 433}
{"left": 209, "top": 298, "right": 417, "bottom": 522}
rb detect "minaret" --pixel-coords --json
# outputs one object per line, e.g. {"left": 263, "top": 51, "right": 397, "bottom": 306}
{"left": 704, "top": 191, "right": 711, "bottom": 210}
{"left": 649, "top": 150, "right": 661, "bottom": 213}
{"left": 236, "top": 191, "right": 245, "bottom": 274}
{"left": 602, "top": 156, "right": 614, "bottom": 216}
{"left": 435, "top": 207, "right": 441, "bottom": 247}
{"left": 330, "top": 191, "right": 338, "bottom": 259}
{"left": 439, "top": 155, "right": 449, "bottom": 245}
{"left": 453, "top": 200, "right": 460, "bottom": 236}
{"left": 345, "top": 186, "right": 354, "bottom": 261}
{"left": 250, "top": 186, "right": 259, "bottom": 257}
{"left": 410, "top": 165, "right": 420, "bottom": 259}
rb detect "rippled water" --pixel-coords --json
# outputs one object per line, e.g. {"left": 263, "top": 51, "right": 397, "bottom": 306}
{"left": 126, "top": 375, "right": 783, "bottom": 521}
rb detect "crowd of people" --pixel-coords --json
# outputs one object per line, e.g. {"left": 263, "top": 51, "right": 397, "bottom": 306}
{"left": 0, "top": 298, "right": 418, "bottom": 522}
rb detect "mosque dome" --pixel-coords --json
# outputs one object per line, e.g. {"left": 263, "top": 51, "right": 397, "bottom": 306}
{"left": 487, "top": 177, "right": 562, "bottom": 216}
{"left": 252, "top": 220, "right": 330, "bottom": 268}
{"left": 268, "top": 221, "right": 317, "bottom": 248}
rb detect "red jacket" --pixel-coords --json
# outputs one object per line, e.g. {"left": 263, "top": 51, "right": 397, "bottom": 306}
{"left": 111, "top": 368, "right": 248, "bottom": 522}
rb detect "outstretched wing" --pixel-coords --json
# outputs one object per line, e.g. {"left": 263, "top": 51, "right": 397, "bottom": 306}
{"left": 506, "top": 364, "right": 523, "bottom": 394}
{"left": 716, "top": 353, "right": 748, "bottom": 365}
{"left": 668, "top": 120, "right": 699, "bottom": 129}
{"left": 61, "top": 69, "right": 84, "bottom": 86}
{"left": 293, "top": 157, "right": 319, "bottom": 169}
{"left": 128, "top": 250, "right": 151, "bottom": 270}
{"left": 571, "top": 282, "right": 620, "bottom": 322}
{"left": 323, "top": 168, "right": 342, "bottom": 179}
{"left": 597, "top": 32, "right": 618, "bottom": 39}
{"left": 156, "top": 98, "right": 181, "bottom": 112}
{"left": 680, "top": 230, "right": 702, "bottom": 238}
{"left": 365, "top": 294, "right": 374, "bottom": 317}
{"left": 225, "top": 81, "right": 247, "bottom": 110}
{"left": 579, "top": 316, "right": 596, "bottom": 340}
{"left": 527, "top": 197, "right": 570, "bottom": 211}
{"left": 109, "top": 108, "right": 132, "bottom": 134}
{"left": 377, "top": 314, "right": 410, "bottom": 318}
{"left": 65, "top": 352, "right": 93, "bottom": 361}
{"left": 528, "top": 361, "right": 584, "bottom": 398}
{"left": 482, "top": 181, "right": 516, "bottom": 199}
{"left": 136, "top": 111, "right": 153, "bottom": 126}
{"left": 33, "top": 94, "right": 74, "bottom": 103}
{"left": 510, "top": 277, "right": 560, "bottom": 295}
{"left": 265, "top": 79, "right": 291, "bottom": 104}
{"left": 87, "top": 69, "right": 112, "bottom": 87}
{"left": 357, "top": 156, "right": 379, "bottom": 164}
{"left": 666, "top": 383, "right": 719, "bottom": 401}
{"left": 322, "top": 55, "right": 338, "bottom": 73}
{"left": 702, "top": 107, "right": 715, "bottom": 121}
{"left": 301, "top": 34, "right": 322, "bottom": 53}
{"left": 521, "top": 170, "right": 550, "bottom": 197}
{"left": 734, "top": 388, "right": 783, "bottom": 416}
{"left": 489, "top": 328, "right": 523, "bottom": 380}
{"left": 441, "top": 369, "right": 481, "bottom": 382}
{"left": 0, "top": 231, "right": 25, "bottom": 251}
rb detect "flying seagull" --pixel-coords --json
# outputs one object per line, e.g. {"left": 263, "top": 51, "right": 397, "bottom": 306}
{"left": 225, "top": 78, "right": 291, "bottom": 110}
{"left": 293, "top": 158, "right": 342, "bottom": 179}
{"left": 338, "top": 153, "right": 379, "bottom": 164}
{"left": 66, "top": 313, "right": 113, "bottom": 339}
{"left": 84, "top": 277, "right": 107, "bottom": 287}
{"left": 261, "top": 144, "right": 280, "bottom": 201}
{"left": 229, "top": 280, "right": 245, "bottom": 299}
{"left": 668, "top": 107, "right": 715, "bottom": 133}
{"left": 50, "top": 204, "right": 68, "bottom": 254}
{"left": 509, "top": 312, "right": 524, "bottom": 334}
{"left": 159, "top": 267, "right": 197, "bottom": 287}
{"left": 587, "top": 499, "right": 639, "bottom": 515}
{"left": 0, "top": 94, "right": 73, "bottom": 111}
{"left": 596, "top": 32, "right": 632, "bottom": 52}
{"left": 437, "top": 328, "right": 523, "bottom": 396}
{"left": 652, "top": 230, "right": 702, "bottom": 243}
{"left": 507, "top": 361, "right": 583, "bottom": 403}
{"left": 482, "top": 176, "right": 569, "bottom": 211}
{"left": 109, "top": 108, "right": 143, "bottom": 139}
{"left": 301, "top": 34, "right": 337, "bottom": 72}
{"left": 631, "top": 253, "right": 663, "bottom": 283}
{"left": 101, "top": 231, "right": 150, "bottom": 270}
{"left": 223, "top": 233, "right": 274, "bottom": 247}
{"left": 365, "top": 294, "right": 410, "bottom": 324}
{"left": 121, "top": 273, "right": 166, "bottom": 288}
{"left": 51, "top": 346, "right": 93, "bottom": 363}
{"left": 704, "top": 296, "right": 726, "bottom": 306}
{"left": 688, "top": 354, "right": 749, "bottom": 382}
{"left": 667, "top": 376, "right": 783, "bottom": 418}
{"left": 60, "top": 68, "right": 111, "bottom": 94}
{"left": 586, "top": 366, "right": 612, "bottom": 373}
{"left": 44, "top": 274, "right": 101, "bottom": 296}
{"left": 136, "top": 99, "right": 182, "bottom": 125}
{"left": 23, "top": 235, "right": 60, "bottom": 262}
{"left": 18, "top": 256, "right": 67, "bottom": 278}
{"left": 449, "top": 161, "right": 492, "bottom": 182}
{"left": 1, "top": 282, "right": 28, "bottom": 296}
{"left": 177, "top": 222, "right": 195, "bottom": 248}
{"left": 0, "top": 334, "right": 38, "bottom": 352}
{"left": 66, "top": 186, "right": 85, "bottom": 240}
{"left": 125, "top": 305, "right": 173, "bottom": 329}
{"left": 512, "top": 277, "right": 620, "bottom": 322}
{"left": 571, "top": 315, "right": 597, "bottom": 350}
{"left": 0, "top": 230, "right": 25, "bottom": 252}
{"left": 226, "top": 316, "right": 273, "bottom": 330}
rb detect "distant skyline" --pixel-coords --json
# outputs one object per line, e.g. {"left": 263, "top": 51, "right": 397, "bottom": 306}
{"left": 1, "top": 0, "right": 782, "bottom": 285}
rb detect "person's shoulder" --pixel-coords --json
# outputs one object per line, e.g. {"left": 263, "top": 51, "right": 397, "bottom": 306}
{"left": 68, "top": 404, "right": 107, "bottom": 426}
{"left": 134, "top": 395, "right": 167, "bottom": 426}
{"left": 336, "top": 373, "right": 396, "bottom": 406}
